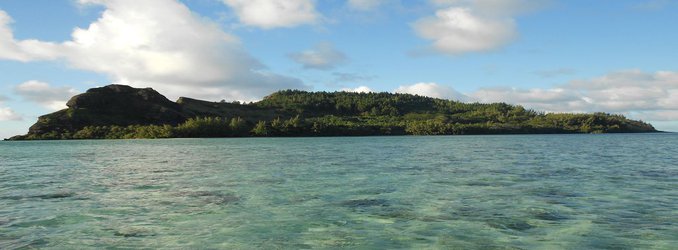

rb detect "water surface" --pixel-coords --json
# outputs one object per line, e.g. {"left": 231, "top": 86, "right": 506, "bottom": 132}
{"left": 1, "top": 134, "right": 677, "bottom": 249}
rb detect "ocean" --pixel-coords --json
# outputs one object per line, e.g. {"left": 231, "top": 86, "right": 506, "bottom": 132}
{"left": 1, "top": 134, "right": 676, "bottom": 249}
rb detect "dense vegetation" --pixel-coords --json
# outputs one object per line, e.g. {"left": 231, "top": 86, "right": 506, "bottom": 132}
{"left": 10, "top": 86, "right": 657, "bottom": 140}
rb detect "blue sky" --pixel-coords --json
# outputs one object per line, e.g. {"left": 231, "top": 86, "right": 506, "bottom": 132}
{"left": 1, "top": 0, "right": 677, "bottom": 138}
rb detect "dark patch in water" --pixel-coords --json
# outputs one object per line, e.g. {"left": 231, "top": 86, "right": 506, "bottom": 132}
{"left": 530, "top": 209, "right": 568, "bottom": 221}
{"left": 375, "top": 207, "right": 417, "bottom": 220}
{"left": 9, "top": 238, "right": 51, "bottom": 249}
{"left": 0, "top": 218, "right": 12, "bottom": 226}
{"left": 449, "top": 205, "right": 484, "bottom": 217}
{"left": 133, "top": 185, "right": 166, "bottom": 190}
{"left": 12, "top": 218, "right": 61, "bottom": 228}
{"left": 150, "top": 169, "right": 176, "bottom": 173}
{"left": 182, "top": 191, "right": 241, "bottom": 205}
{"left": 114, "top": 228, "right": 156, "bottom": 238}
{"left": 358, "top": 187, "right": 397, "bottom": 195}
{"left": 421, "top": 214, "right": 457, "bottom": 222}
{"left": 0, "top": 195, "right": 24, "bottom": 200}
{"left": 289, "top": 195, "right": 320, "bottom": 203}
{"left": 340, "top": 199, "right": 389, "bottom": 208}
{"left": 254, "top": 178, "right": 286, "bottom": 185}
{"left": 487, "top": 218, "right": 534, "bottom": 231}
{"left": 1, "top": 192, "right": 77, "bottom": 200}
{"left": 465, "top": 181, "right": 491, "bottom": 187}
{"left": 534, "top": 188, "right": 583, "bottom": 199}
{"left": 34, "top": 192, "right": 76, "bottom": 199}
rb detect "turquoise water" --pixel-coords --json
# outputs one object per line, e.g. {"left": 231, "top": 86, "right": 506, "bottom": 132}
{"left": 1, "top": 134, "right": 677, "bottom": 249}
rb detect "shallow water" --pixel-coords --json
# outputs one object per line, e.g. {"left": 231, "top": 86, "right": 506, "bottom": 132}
{"left": 1, "top": 134, "right": 677, "bottom": 249}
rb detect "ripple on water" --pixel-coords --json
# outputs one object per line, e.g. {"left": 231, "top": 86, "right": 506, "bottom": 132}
{"left": 179, "top": 190, "right": 241, "bottom": 205}
{"left": 113, "top": 227, "right": 157, "bottom": 238}
{"left": 0, "top": 134, "right": 676, "bottom": 248}
{"left": 528, "top": 208, "right": 569, "bottom": 221}
{"left": 485, "top": 215, "right": 535, "bottom": 232}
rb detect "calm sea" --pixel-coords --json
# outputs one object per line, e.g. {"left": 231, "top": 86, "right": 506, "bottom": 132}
{"left": 1, "top": 134, "right": 676, "bottom": 249}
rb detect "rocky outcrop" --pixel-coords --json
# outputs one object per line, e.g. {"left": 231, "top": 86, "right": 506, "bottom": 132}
{"left": 23, "top": 85, "right": 187, "bottom": 137}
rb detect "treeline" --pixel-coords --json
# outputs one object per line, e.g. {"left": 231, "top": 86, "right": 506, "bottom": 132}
{"left": 20, "top": 112, "right": 656, "bottom": 140}
{"left": 21, "top": 117, "right": 297, "bottom": 140}
{"left": 258, "top": 90, "right": 543, "bottom": 120}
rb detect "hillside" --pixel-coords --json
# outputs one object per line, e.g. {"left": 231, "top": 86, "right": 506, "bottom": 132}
{"left": 8, "top": 85, "right": 657, "bottom": 140}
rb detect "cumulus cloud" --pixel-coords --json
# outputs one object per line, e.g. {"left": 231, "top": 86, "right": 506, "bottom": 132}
{"left": 471, "top": 87, "right": 588, "bottom": 112}
{"left": 0, "top": 107, "right": 21, "bottom": 121}
{"left": 566, "top": 70, "right": 678, "bottom": 112}
{"left": 392, "top": 70, "right": 678, "bottom": 125}
{"left": 394, "top": 82, "right": 468, "bottom": 101}
{"left": 432, "top": 0, "right": 549, "bottom": 16}
{"left": 0, "top": 0, "right": 308, "bottom": 101}
{"left": 471, "top": 70, "right": 678, "bottom": 122}
{"left": 222, "top": 0, "right": 319, "bottom": 29}
{"left": 0, "top": 10, "right": 60, "bottom": 61}
{"left": 14, "top": 81, "right": 79, "bottom": 111}
{"left": 290, "top": 42, "right": 348, "bottom": 70}
{"left": 414, "top": 0, "right": 548, "bottom": 55}
{"left": 341, "top": 86, "right": 373, "bottom": 93}
{"left": 347, "top": 0, "right": 384, "bottom": 11}
{"left": 0, "top": 95, "right": 21, "bottom": 121}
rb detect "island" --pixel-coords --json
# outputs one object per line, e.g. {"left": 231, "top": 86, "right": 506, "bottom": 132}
{"left": 8, "top": 84, "right": 656, "bottom": 140}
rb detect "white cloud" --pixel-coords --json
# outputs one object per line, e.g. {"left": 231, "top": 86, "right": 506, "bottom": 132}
{"left": 394, "top": 82, "right": 468, "bottom": 101}
{"left": 432, "top": 0, "right": 549, "bottom": 16}
{"left": 634, "top": 110, "right": 678, "bottom": 122}
{"left": 0, "top": 0, "right": 308, "bottom": 101}
{"left": 0, "top": 10, "right": 60, "bottom": 61}
{"left": 389, "top": 70, "right": 678, "bottom": 128}
{"left": 413, "top": 7, "right": 515, "bottom": 55}
{"left": 348, "top": 0, "right": 384, "bottom": 11}
{"left": 290, "top": 42, "right": 347, "bottom": 70}
{"left": 414, "top": 0, "right": 548, "bottom": 55}
{"left": 566, "top": 70, "right": 678, "bottom": 112}
{"left": 470, "top": 70, "right": 678, "bottom": 123}
{"left": 222, "top": 0, "right": 319, "bottom": 29}
{"left": 341, "top": 86, "right": 373, "bottom": 93}
{"left": 0, "top": 95, "right": 21, "bottom": 121}
{"left": 0, "top": 107, "right": 21, "bottom": 121}
{"left": 471, "top": 87, "right": 587, "bottom": 112}
{"left": 392, "top": 70, "right": 677, "bottom": 130}
{"left": 14, "top": 81, "right": 79, "bottom": 111}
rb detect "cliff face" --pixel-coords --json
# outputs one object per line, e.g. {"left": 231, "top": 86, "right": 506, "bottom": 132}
{"left": 24, "top": 85, "right": 188, "bottom": 137}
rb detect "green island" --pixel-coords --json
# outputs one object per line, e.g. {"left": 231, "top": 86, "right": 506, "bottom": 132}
{"left": 8, "top": 84, "right": 657, "bottom": 140}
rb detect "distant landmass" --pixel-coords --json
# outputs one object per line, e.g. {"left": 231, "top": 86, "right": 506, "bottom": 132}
{"left": 8, "top": 84, "right": 657, "bottom": 140}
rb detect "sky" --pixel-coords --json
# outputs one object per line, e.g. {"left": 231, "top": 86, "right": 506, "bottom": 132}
{"left": 1, "top": 0, "right": 677, "bottom": 139}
